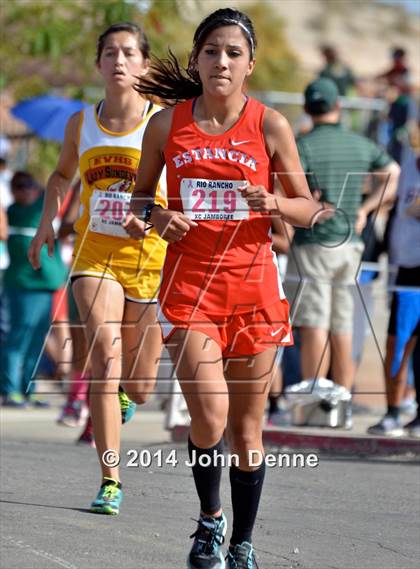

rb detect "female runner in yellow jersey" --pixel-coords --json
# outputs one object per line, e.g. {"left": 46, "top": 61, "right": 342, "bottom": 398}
{"left": 29, "top": 22, "right": 166, "bottom": 515}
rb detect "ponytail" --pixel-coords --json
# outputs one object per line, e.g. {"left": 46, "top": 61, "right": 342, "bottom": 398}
{"left": 134, "top": 50, "right": 202, "bottom": 105}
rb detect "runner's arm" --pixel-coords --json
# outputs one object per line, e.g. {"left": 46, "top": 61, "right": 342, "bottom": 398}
{"left": 41, "top": 113, "right": 80, "bottom": 225}
{"left": 129, "top": 109, "right": 170, "bottom": 217}
{"left": 129, "top": 109, "right": 196, "bottom": 242}
{"left": 58, "top": 179, "right": 81, "bottom": 239}
{"left": 28, "top": 112, "right": 80, "bottom": 269}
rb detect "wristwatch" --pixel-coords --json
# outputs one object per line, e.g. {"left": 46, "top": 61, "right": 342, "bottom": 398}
{"left": 141, "top": 203, "right": 162, "bottom": 225}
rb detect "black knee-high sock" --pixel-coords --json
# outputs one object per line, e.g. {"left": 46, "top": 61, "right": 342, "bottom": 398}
{"left": 230, "top": 461, "right": 266, "bottom": 545}
{"left": 188, "top": 437, "right": 223, "bottom": 516}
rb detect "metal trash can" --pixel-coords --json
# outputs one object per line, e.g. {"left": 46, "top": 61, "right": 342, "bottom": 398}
{"left": 285, "top": 378, "right": 352, "bottom": 428}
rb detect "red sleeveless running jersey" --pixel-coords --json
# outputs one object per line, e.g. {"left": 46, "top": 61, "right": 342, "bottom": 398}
{"left": 160, "top": 97, "right": 286, "bottom": 315}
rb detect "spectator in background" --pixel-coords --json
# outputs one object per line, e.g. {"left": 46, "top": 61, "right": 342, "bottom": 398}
{"left": 267, "top": 218, "right": 295, "bottom": 426}
{"left": 0, "top": 146, "right": 15, "bottom": 348}
{"left": 0, "top": 207, "right": 7, "bottom": 249}
{"left": 0, "top": 205, "right": 8, "bottom": 349}
{"left": 378, "top": 47, "right": 411, "bottom": 91}
{"left": 286, "top": 79, "right": 400, "bottom": 428}
{"left": 368, "top": 121, "right": 420, "bottom": 437}
{"left": 377, "top": 47, "right": 416, "bottom": 164}
{"left": 0, "top": 153, "right": 14, "bottom": 275}
{"left": 318, "top": 45, "right": 356, "bottom": 96}
{"left": 0, "top": 156, "right": 13, "bottom": 209}
{"left": 1, "top": 172, "right": 67, "bottom": 407}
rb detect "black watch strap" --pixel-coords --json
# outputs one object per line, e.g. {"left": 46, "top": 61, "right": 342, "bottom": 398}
{"left": 142, "top": 203, "right": 161, "bottom": 224}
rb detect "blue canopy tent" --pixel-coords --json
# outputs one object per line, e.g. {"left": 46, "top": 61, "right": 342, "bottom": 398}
{"left": 11, "top": 95, "right": 86, "bottom": 143}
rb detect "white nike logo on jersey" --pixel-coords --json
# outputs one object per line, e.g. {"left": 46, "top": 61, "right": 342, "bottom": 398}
{"left": 230, "top": 139, "right": 251, "bottom": 146}
{"left": 271, "top": 327, "right": 284, "bottom": 337}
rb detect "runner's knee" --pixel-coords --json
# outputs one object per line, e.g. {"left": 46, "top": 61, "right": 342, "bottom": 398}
{"left": 190, "top": 411, "right": 226, "bottom": 447}
{"left": 227, "top": 420, "right": 262, "bottom": 453}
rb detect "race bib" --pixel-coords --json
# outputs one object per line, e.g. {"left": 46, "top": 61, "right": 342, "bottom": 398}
{"left": 180, "top": 178, "right": 250, "bottom": 221}
{"left": 89, "top": 190, "right": 131, "bottom": 238}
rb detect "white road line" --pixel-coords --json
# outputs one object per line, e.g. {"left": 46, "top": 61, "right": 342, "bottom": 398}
{"left": 3, "top": 536, "right": 78, "bottom": 569}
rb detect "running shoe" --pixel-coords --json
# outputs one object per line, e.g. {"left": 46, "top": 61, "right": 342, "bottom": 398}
{"left": 226, "top": 542, "right": 258, "bottom": 569}
{"left": 399, "top": 396, "right": 417, "bottom": 415}
{"left": 119, "top": 385, "right": 136, "bottom": 424}
{"left": 90, "top": 479, "right": 122, "bottom": 515}
{"left": 226, "top": 541, "right": 258, "bottom": 569}
{"left": 26, "top": 394, "right": 51, "bottom": 408}
{"left": 367, "top": 414, "right": 404, "bottom": 437}
{"left": 57, "top": 399, "right": 87, "bottom": 427}
{"left": 403, "top": 417, "right": 420, "bottom": 439}
{"left": 187, "top": 512, "right": 227, "bottom": 569}
{"left": 2, "top": 393, "right": 27, "bottom": 408}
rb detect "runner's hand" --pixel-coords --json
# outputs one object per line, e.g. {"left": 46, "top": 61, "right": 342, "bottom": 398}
{"left": 239, "top": 183, "right": 277, "bottom": 213}
{"left": 28, "top": 223, "right": 55, "bottom": 269}
{"left": 123, "top": 212, "right": 147, "bottom": 238}
{"left": 151, "top": 208, "right": 197, "bottom": 243}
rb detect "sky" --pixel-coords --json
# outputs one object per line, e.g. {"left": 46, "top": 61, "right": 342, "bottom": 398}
{"left": 376, "top": 0, "right": 420, "bottom": 15}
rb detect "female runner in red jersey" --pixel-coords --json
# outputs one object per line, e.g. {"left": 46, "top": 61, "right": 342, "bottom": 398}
{"left": 127, "top": 8, "right": 320, "bottom": 569}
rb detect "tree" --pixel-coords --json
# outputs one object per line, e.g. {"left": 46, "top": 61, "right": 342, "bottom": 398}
{"left": 0, "top": 0, "right": 141, "bottom": 97}
{"left": 0, "top": 0, "right": 300, "bottom": 180}
{"left": 1, "top": 0, "right": 300, "bottom": 96}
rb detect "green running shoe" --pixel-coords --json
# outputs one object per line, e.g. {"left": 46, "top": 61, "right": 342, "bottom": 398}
{"left": 90, "top": 479, "right": 122, "bottom": 515}
{"left": 2, "top": 393, "right": 26, "bottom": 408}
{"left": 119, "top": 385, "right": 136, "bottom": 424}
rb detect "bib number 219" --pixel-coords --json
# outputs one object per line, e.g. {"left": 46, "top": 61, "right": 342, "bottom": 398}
{"left": 181, "top": 178, "right": 250, "bottom": 221}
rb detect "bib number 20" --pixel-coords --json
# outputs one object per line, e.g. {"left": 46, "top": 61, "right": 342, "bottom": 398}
{"left": 89, "top": 189, "right": 131, "bottom": 238}
{"left": 97, "top": 198, "right": 125, "bottom": 222}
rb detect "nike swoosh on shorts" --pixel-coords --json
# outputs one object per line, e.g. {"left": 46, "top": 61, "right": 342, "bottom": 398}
{"left": 271, "top": 327, "right": 284, "bottom": 336}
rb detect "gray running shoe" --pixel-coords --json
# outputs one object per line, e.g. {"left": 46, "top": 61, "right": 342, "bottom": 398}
{"left": 187, "top": 513, "right": 227, "bottom": 569}
{"left": 367, "top": 414, "right": 404, "bottom": 437}
{"left": 403, "top": 417, "right": 420, "bottom": 439}
{"left": 226, "top": 542, "right": 258, "bottom": 569}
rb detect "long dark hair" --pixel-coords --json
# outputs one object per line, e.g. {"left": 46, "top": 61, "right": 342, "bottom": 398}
{"left": 96, "top": 22, "right": 151, "bottom": 63}
{"left": 134, "top": 8, "right": 257, "bottom": 104}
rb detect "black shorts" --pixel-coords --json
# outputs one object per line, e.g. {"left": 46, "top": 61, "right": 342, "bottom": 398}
{"left": 388, "top": 266, "right": 420, "bottom": 336}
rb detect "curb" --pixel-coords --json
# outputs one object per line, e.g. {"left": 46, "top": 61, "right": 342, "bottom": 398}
{"left": 171, "top": 425, "right": 420, "bottom": 457}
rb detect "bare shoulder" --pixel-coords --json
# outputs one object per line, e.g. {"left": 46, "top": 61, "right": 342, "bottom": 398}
{"left": 146, "top": 107, "right": 174, "bottom": 150}
{"left": 64, "top": 111, "right": 83, "bottom": 143}
{"left": 67, "top": 110, "right": 83, "bottom": 130}
{"left": 148, "top": 107, "right": 174, "bottom": 133}
{"left": 263, "top": 107, "right": 292, "bottom": 138}
{"left": 262, "top": 107, "right": 295, "bottom": 156}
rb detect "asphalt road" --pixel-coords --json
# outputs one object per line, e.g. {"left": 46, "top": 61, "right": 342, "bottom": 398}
{"left": 1, "top": 406, "right": 419, "bottom": 569}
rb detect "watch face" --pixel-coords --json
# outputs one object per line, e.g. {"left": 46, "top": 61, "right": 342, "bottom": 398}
{"left": 143, "top": 203, "right": 154, "bottom": 223}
